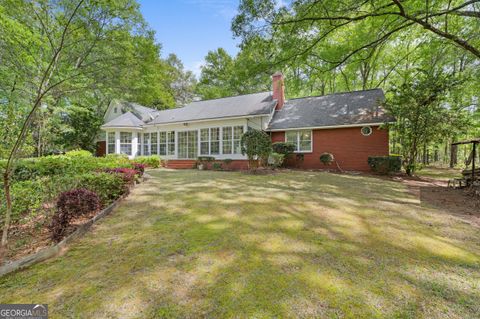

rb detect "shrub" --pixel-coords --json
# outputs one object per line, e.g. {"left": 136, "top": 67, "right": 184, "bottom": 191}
{"left": 77, "top": 172, "right": 126, "bottom": 205}
{"left": 272, "top": 142, "right": 296, "bottom": 156}
{"left": 50, "top": 188, "right": 100, "bottom": 241}
{"left": 320, "top": 153, "right": 335, "bottom": 165}
{"left": 104, "top": 168, "right": 138, "bottom": 185}
{"left": 241, "top": 129, "right": 272, "bottom": 170}
{"left": 0, "top": 179, "right": 46, "bottom": 223}
{"left": 212, "top": 162, "right": 223, "bottom": 170}
{"left": 131, "top": 163, "right": 146, "bottom": 176}
{"left": 64, "top": 149, "right": 93, "bottom": 158}
{"left": 368, "top": 156, "right": 402, "bottom": 174}
{"left": 268, "top": 152, "right": 285, "bottom": 169}
{"left": 134, "top": 156, "right": 161, "bottom": 168}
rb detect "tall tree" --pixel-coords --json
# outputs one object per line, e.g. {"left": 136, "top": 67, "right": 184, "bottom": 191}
{"left": 0, "top": 0, "right": 156, "bottom": 260}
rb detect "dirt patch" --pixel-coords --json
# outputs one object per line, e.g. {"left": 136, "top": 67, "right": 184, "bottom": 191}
{"left": 6, "top": 208, "right": 100, "bottom": 262}
{"left": 391, "top": 174, "right": 480, "bottom": 227}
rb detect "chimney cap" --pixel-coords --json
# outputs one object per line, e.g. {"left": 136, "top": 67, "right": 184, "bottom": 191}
{"left": 272, "top": 71, "right": 283, "bottom": 77}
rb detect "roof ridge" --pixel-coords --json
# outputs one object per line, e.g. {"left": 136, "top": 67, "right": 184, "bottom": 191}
{"left": 286, "top": 88, "right": 383, "bottom": 102}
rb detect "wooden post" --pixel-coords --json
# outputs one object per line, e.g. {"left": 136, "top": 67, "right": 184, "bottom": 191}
{"left": 472, "top": 142, "right": 476, "bottom": 183}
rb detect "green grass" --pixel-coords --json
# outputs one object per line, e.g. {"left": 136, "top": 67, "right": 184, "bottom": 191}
{"left": 416, "top": 166, "right": 463, "bottom": 181}
{"left": 1, "top": 170, "right": 479, "bottom": 318}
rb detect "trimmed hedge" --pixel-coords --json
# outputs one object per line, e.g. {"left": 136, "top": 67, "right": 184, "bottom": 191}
{"left": 368, "top": 156, "right": 402, "bottom": 174}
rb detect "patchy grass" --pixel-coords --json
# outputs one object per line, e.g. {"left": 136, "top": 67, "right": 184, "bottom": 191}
{"left": 416, "top": 166, "right": 463, "bottom": 181}
{"left": 1, "top": 170, "right": 479, "bottom": 318}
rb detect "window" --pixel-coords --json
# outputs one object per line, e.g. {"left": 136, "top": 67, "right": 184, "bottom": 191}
{"left": 285, "top": 130, "right": 312, "bottom": 152}
{"left": 120, "top": 132, "right": 132, "bottom": 155}
{"left": 210, "top": 128, "right": 220, "bottom": 155}
{"left": 107, "top": 132, "right": 115, "bottom": 154}
{"left": 143, "top": 133, "right": 150, "bottom": 155}
{"left": 159, "top": 132, "right": 167, "bottom": 155}
{"left": 222, "top": 127, "right": 233, "bottom": 154}
{"left": 150, "top": 132, "right": 158, "bottom": 155}
{"left": 233, "top": 126, "right": 244, "bottom": 154}
{"left": 361, "top": 126, "right": 372, "bottom": 136}
{"left": 167, "top": 131, "right": 175, "bottom": 155}
{"left": 200, "top": 127, "right": 220, "bottom": 155}
{"left": 200, "top": 128, "right": 209, "bottom": 155}
{"left": 178, "top": 130, "right": 197, "bottom": 159}
{"left": 114, "top": 107, "right": 117, "bottom": 113}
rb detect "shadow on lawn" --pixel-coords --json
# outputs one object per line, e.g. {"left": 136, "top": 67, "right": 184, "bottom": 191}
{"left": 0, "top": 169, "right": 479, "bottom": 318}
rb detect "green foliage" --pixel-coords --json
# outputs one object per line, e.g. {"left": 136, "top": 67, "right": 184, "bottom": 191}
{"left": 76, "top": 173, "right": 126, "bottom": 206}
{"left": 212, "top": 163, "right": 223, "bottom": 170}
{"left": 133, "top": 156, "right": 162, "bottom": 168}
{"left": 368, "top": 156, "right": 402, "bottom": 174}
{"left": 272, "top": 142, "right": 296, "bottom": 156}
{"left": 386, "top": 72, "right": 464, "bottom": 175}
{"left": 241, "top": 129, "right": 272, "bottom": 169}
{"left": 64, "top": 150, "right": 93, "bottom": 158}
{"left": 319, "top": 153, "right": 335, "bottom": 166}
{"left": 268, "top": 152, "right": 285, "bottom": 169}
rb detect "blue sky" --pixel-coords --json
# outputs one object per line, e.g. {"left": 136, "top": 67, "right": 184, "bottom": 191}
{"left": 138, "top": 0, "right": 241, "bottom": 77}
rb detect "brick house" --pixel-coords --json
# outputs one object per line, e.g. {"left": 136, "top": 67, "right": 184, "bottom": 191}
{"left": 100, "top": 72, "right": 393, "bottom": 170}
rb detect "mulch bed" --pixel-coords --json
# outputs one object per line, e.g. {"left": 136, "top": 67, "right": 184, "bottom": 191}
{"left": 6, "top": 207, "right": 100, "bottom": 262}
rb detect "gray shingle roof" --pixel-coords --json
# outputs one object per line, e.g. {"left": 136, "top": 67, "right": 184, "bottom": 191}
{"left": 267, "top": 89, "right": 392, "bottom": 130}
{"left": 110, "top": 100, "right": 160, "bottom": 122}
{"left": 102, "top": 111, "right": 144, "bottom": 128}
{"left": 150, "top": 91, "right": 275, "bottom": 125}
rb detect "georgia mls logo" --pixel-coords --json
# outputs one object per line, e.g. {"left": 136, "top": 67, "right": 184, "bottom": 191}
{"left": 0, "top": 304, "right": 48, "bottom": 319}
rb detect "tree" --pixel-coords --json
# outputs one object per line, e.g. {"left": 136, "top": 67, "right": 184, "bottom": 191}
{"left": 385, "top": 71, "right": 464, "bottom": 175}
{"left": 0, "top": 0, "right": 152, "bottom": 260}
{"left": 233, "top": 0, "right": 480, "bottom": 64}
{"left": 165, "top": 53, "right": 197, "bottom": 106}
{"left": 241, "top": 129, "right": 272, "bottom": 170}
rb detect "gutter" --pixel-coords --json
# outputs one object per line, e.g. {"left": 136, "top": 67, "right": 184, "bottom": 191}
{"left": 266, "top": 122, "right": 394, "bottom": 132}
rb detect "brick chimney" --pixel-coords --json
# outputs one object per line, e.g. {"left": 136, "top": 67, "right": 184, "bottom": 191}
{"left": 272, "top": 72, "right": 285, "bottom": 110}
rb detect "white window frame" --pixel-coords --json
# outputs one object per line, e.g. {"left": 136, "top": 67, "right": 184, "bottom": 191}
{"left": 150, "top": 131, "right": 158, "bottom": 155}
{"left": 107, "top": 132, "right": 116, "bottom": 154}
{"left": 199, "top": 127, "right": 221, "bottom": 156}
{"left": 285, "top": 130, "right": 313, "bottom": 153}
{"left": 119, "top": 132, "right": 132, "bottom": 155}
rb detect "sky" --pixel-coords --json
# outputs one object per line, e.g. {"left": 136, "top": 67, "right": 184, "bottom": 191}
{"left": 138, "top": 0, "right": 241, "bottom": 78}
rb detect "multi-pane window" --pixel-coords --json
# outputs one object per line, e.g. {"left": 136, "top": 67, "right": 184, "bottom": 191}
{"left": 167, "top": 131, "right": 175, "bottom": 155}
{"left": 285, "top": 130, "right": 312, "bottom": 152}
{"left": 143, "top": 133, "right": 150, "bottom": 155}
{"left": 178, "top": 130, "right": 197, "bottom": 159}
{"left": 150, "top": 132, "right": 158, "bottom": 155}
{"left": 200, "top": 128, "right": 209, "bottom": 155}
{"left": 159, "top": 131, "right": 167, "bottom": 155}
{"left": 120, "top": 132, "right": 132, "bottom": 155}
{"left": 222, "top": 127, "right": 233, "bottom": 154}
{"left": 107, "top": 132, "right": 115, "bottom": 154}
{"left": 221, "top": 126, "right": 244, "bottom": 155}
{"left": 210, "top": 128, "right": 220, "bottom": 155}
{"left": 200, "top": 127, "right": 220, "bottom": 155}
{"left": 233, "top": 126, "right": 244, "bottom": 154}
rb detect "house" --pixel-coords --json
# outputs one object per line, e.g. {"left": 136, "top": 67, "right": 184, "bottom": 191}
{"left": 99, "top": 72, "right": 393, "bottom": 170}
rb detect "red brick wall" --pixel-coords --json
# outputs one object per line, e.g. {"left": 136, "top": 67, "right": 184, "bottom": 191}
{"left": 271, "top": 126, "right": 389, "bottom": 171}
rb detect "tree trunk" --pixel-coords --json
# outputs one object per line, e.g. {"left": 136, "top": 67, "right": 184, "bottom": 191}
{"left": 0, "top": 172, "right": 12, "bottom": 263}
{"left": 450, "top": 144, "right": 457, "bottom": 168}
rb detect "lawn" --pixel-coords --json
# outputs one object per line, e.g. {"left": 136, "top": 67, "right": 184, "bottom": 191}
{"left": 416, "top": 166, "right": 463, "bottom": 181}
{"left": 1, "top": 169, "right": 479, "bottom": 318}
